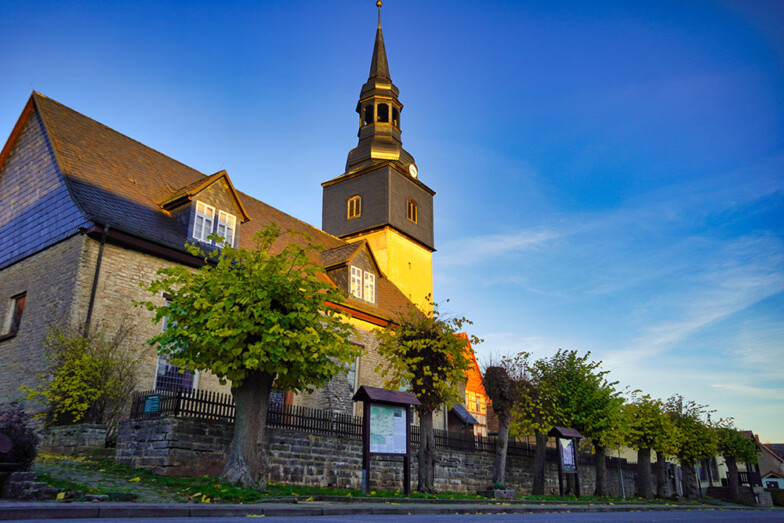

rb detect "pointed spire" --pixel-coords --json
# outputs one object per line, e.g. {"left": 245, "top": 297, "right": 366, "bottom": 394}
{"left": 369, "top": 1, "right": 390, "bottom": 80}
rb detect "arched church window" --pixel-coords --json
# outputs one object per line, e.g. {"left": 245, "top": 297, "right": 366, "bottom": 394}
{"left": 406, "top": 198, "right": 417, "bottom": 224}
{"left": 377, "top": 104, "right": 389, "bottom": 123}
{"left": 363, "top": 105, "right": 374, "bottom": 126}
{"left": 392, "top": 107, "right": 400, "bottom": 127}
{"left": 347, "top": 195, "right": 361, "bottom": 219}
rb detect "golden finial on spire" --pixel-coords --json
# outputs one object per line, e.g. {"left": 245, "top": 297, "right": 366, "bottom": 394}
{"left": 377, "top": 1, "right": 382, "bottom": 28}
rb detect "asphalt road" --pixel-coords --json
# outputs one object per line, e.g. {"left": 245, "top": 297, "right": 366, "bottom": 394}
{"left": 5, "top": 511, "right": 783, "bottom": 522}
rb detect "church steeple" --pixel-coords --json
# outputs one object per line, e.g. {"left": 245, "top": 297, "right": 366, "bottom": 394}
{"left": 322, "top": 2, "right": 435, "bottom": 310}
{"left": 344, "top": 1, "right": 415, "bottom": 174}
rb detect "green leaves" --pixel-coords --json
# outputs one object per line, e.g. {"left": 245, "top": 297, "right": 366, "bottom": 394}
{"left": 138, "top": 224, "right": 359, "bottom": 392}
{"left": 374, "top": 300, "right": 477, "bottom": 414}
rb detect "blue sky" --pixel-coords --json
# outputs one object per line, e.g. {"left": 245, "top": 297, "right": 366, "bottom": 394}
{"left": 2, "top": 1, "right": 782, "bottom": 441}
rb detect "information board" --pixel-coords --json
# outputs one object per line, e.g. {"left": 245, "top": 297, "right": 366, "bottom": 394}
{"left": 559, "top": 437, "right": 577, "bottom": 473}
{"left": 369, "top": 404, "right": 407, "bottom": 454}
{"left": 143, "top": 393, "right": 161, "bottom": 414}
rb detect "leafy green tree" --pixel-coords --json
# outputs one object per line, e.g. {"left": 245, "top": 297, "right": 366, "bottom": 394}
{"left": 140, "top": 225, "right": 358, "bottom": 488}
{"left": 716, "top": 423, "right": 758, "bottom": 501}
{"left": 23, "top": 322, "right": 149, "bottom": 440}
{"left": 665, "top": 394, "right": 717, "bottom": 499}
{"left": 534, "top": 350, "right": 624, "bottom": 496}
{"left": 507, "top": 352, "right": 557, "bottom": 495}
{"left": 374, "top": 301, "right": 476, "bottom": 493}
{"left": 624, "top": 392, "right": 678, "bottom": 498}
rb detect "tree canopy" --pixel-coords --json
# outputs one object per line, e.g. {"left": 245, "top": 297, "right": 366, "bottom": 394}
{"left": 141, "top": 225, "right": 358, "bottom": 392}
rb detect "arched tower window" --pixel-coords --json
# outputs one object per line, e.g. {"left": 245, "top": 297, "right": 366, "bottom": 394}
{"left": 377, "top": 104, "right": 389, "bottom": 123}
{"left": 406, "top": 198, "right": 418, "bottom": 223}
{"left": 347, "top": 195, "right": 361, "bottom": 219}
{"left": 392, "top": 107, "right": 400, "bottom": 127}
{"left": 363, "top": 105, "right": 374, "bottom": 126}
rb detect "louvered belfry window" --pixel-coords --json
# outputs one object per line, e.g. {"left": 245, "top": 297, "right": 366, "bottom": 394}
{"left": 347, "top": 195, "right": 361, "bottom": 219}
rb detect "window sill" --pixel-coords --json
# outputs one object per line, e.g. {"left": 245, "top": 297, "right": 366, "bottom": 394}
{"left": 0, "top": 331, "right": 18, "bottom": 343}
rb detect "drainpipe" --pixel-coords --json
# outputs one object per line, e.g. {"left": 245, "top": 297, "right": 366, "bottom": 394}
{"left": 618, "top": 449, "right": 625, "bottom": 498}
{"left": 85, "top": 224, "right": 109, "bottom": 331}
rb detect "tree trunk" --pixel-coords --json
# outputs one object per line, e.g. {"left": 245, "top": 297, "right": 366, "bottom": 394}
{"left": 493, "top": 412, "right": 510, "bottom": 486}
{"left": 681, "top": 461, "right": 698, "bottom": 499}
{"left": 417, "top": 410, "right": 437, "bottom": 493}
{"left": 532, "top": 430, "right": 548, "bottom": 495}
{"left": 220, "top": 371, "right": 274, "bottom": 488}
{"left": 725, "top": 455, "right": 740, "bottom": 501}
{"left": 655, "top": 452, "right": 668, "bottom": 498}
{"left": 636, "top": 448, "right": 652, "bottom": 498}
{"left": 593, "top": 443, "right": 608, "bottom": 496}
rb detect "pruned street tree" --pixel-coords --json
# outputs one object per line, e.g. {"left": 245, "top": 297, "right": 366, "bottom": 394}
{"left": 508, "top": 352, "right": 557, "bottom": 495}
{"left": 139, "top": 225, "right": 358, "bottom": 489}
{"left": 483, "top": 353, "right": 524, "bottom": 488}
{"left": 375, "top": 300, "right": 477, "bottom": 493}
{"left": 534, "top": 350, "right": 624, "bottom": 497}
{"left": 716, "top": 423, "right": 758, "bottom": 501}
{"left": 624, "top": 392, "right": 678, "bottom": 498}
{"left": 665, "top": 394, "right": 717, "bottom": 499}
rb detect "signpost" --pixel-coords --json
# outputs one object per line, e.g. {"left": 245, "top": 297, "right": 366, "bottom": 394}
{"left": 143, "top": 393, "right": 161, "bottom": 415}
{"left": 549, "top": 426, "right": 583, "bottom": 497}
{"left": 353, "top": 385, "right": 421, "bottom": 495}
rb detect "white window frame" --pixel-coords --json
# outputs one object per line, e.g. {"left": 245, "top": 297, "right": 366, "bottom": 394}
{"left": 363, "top": 272, "right": 376, "bottom": 303}
{"left": 193, "top": 201, "right": 216, "bottom": 242}
{"left": 350, "top": 266, "right": 363, "bottom": 298}
{"left": 217, "top": 210, "right": 237, "bottom": 246}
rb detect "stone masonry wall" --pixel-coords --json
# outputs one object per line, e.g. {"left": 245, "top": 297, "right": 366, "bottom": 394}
{"left": 39, "top": 424, "right": 108, "bottom": 457}
{"left": 117, "top": 417, "right": 637, "bottom": 496}
{"left": 0, "top": 235, "right": 86, "bottom": 403}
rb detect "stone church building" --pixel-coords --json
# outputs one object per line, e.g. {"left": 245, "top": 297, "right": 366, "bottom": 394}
{"left": 0, "top": 17, "right": 447, "bottom": 418}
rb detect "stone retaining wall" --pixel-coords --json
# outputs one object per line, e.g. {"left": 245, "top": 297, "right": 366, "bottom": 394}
{"left": 39, "top": 424, "right": 108, "bottom": 457}
{"left": 116, "top": 417, "right": 637, "bottom": 496}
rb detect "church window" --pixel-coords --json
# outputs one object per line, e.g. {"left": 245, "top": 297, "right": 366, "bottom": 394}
{"left": 350, "top": 266, "right": 363, "bottom": 298}
{"left": 406, "top": 198, "right": 418, "bottom": 223}
{"left": 1, "top": 292, "right": 26, "bottom": 338}
{"left": 377, "top": 104, "right": 389, "bottom": 123}
{"left": 217, "top": 211, "right": 237, "bottom": 246}
{"left": 193, "top": 201, "right": 215, "bottom": 242}
{"left": 347, "top": 195, "right": 361, "bottom": 219}
{"left": 363, "top": 105, "right": 374, "bottom": 126}
{"left": 363, "top": 272, "right": 376, "bottom": 303}
{"left": 155, "top": 310, "right": 197, "bottom": 391}
{"left": 392, "top": 107, "right": 400, "bottom": 127}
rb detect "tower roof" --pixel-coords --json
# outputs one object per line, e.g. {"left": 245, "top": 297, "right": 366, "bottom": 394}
{"left": 368, "top": 26, "right": 390, "bottom": 81}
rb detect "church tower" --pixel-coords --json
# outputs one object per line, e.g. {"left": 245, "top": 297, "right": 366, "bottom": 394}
{"left": 322, "top": 2, "right": 434, "bottom": 310}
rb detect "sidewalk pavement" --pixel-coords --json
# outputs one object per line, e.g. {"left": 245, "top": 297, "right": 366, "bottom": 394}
{"left": 0, "top": 498, "right": 772, "bottom": 520}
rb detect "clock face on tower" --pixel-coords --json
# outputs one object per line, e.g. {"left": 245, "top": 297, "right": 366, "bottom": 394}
{"left": 408, "top": 163, "right": 418, "bottom": 179}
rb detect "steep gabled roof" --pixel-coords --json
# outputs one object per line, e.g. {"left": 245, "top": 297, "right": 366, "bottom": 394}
{"left": 3, "top": 92, "right": 414, "bottom": 322}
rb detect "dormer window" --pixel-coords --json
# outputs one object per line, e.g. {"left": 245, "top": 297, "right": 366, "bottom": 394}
{"left": 347, "top": 195, "right": 361, "bottom": 219}
{"left": 349, "top": 266, "right": 376, "bottom": 304}
{"left": 193, "top": 201, "right": 215, "bottom": 242}
{"left": 350, "top": 267, "right": 363, "bottom": 298}
{"left": 217, "top": 210, "right": 236, "bottom": 246}
{"left": 363, "top": 272, "right": 376, "bottom": 303}
{"left": 406, "top": 199, "right": 418, "bottom": 223}
{"left": 193, "top": 200, "right": 237, "bottom": 246}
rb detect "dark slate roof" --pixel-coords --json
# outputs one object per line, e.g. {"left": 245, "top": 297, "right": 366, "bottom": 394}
{"left": 451, "top": 404, "right": 479, "bottom": 426}
{"left": 352, "top": 385, "right": 421, "bottom": 406}
{"left": 548, "top": 427, "right": 583, "bottom": 439}
{"left": 320, "top": 242, "right": 364, "bottom": 268}
{"left": 25, "top": 92, "right": 413, "bottom": 322}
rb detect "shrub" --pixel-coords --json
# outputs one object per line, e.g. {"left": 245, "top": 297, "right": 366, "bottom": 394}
{"left": 0, "top": 402, "right": 39, "bottom": 468}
